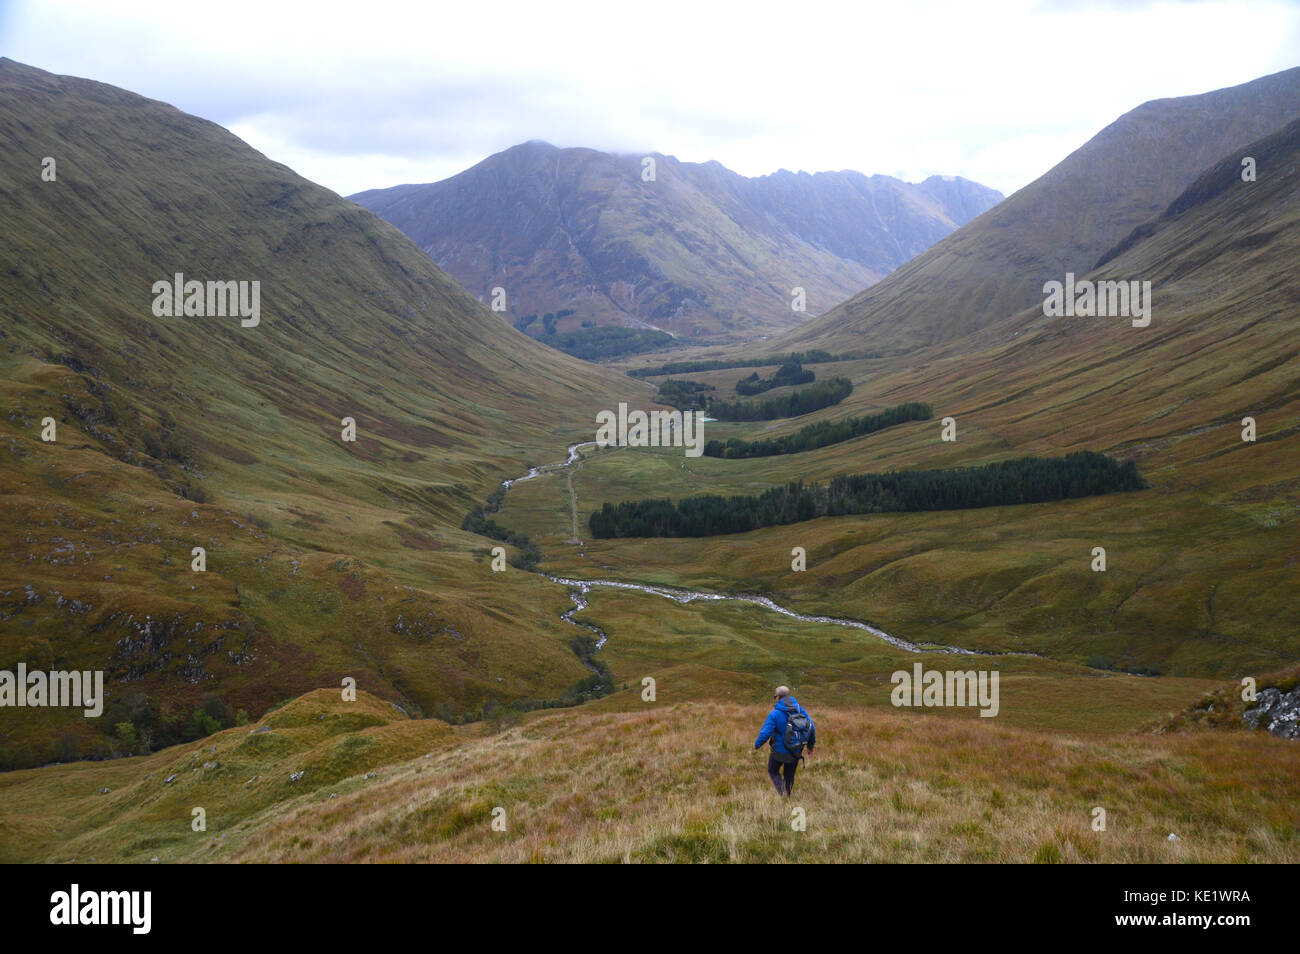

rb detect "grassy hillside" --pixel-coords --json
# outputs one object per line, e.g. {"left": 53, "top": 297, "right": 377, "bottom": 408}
{"left": 0, "top": 58, "right": 647, "bottom": 766}
{"left": 2, "top": 687, "right": 1295, "bottom": 863}
{"left": 773, "top": 66, "right": 1300, "bottom": 355}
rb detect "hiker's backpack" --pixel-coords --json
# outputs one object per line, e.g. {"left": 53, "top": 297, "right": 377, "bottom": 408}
{"left": 783, "top": 707, "right": 812, "bottom": 758}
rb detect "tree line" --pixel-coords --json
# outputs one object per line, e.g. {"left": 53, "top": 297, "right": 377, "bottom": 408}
{"left": 627, "top": 349, "right": 854, "bottom": 378}
{"left": 734, "top": 360, "right": 815, "bottom": 395}
{"left": 589, "top": 451, "right": 1146, "bottom": 537}
{"left": 705, "top": 401, "right": 932, "bottom": 458}
{"left": 461, "top": 484, "right": 544, "bottom": 569}
{"left": 655, "top": 378, "right": 715, "bottom": 409}
{"left": 535, "top": 325, "right": 674, "bottom": 361}
{"left": 706, "top": 376, "right": 853, "bottom": 421}
{"left": 515, "top": 307, "right": 576, "bottom": 333}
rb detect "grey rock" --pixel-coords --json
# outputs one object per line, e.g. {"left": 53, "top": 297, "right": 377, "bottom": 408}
{"left": 1243, "top": 686, "right": 1300, "bottom": 739}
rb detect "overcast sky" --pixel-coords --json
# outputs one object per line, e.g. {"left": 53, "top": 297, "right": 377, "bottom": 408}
{"left": 4, "top": 0, "right": 1298, "bottom": 198}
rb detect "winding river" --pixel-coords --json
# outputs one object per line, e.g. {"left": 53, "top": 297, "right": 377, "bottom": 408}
{"left": 503, "top": 442, "right": 1032, "bottom": 659}
{"left": 501, "top": 441, "right": 598, "bottom": 490}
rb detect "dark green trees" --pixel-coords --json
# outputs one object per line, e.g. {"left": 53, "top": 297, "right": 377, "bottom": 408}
{"left": 589, "top": 452, "right": 1146, "bottom": 538}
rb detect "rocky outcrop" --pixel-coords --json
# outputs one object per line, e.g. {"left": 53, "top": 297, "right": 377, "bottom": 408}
{"left": 1243, "top": 686, "right": 1300, "bottom": 739}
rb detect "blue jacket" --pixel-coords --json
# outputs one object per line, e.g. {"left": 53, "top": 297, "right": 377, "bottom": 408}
{"left": 755, "top": 696, "right": 816, "bottom": 758}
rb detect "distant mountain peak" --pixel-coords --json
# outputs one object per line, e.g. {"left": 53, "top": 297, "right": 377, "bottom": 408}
{"left": 351, "top": 143, "right": 1002, "bottom": 343}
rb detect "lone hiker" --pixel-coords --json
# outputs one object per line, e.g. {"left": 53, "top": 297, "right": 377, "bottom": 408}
{"left": 754, "top": 685, "right": 816, "bottom": 796}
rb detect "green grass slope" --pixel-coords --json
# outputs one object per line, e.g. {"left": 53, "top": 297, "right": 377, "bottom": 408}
{"left": 0, "top": 58, "right": 647, "bottom": 767}
{"left": 1, "top": 686, "right": 1295, "bottom": 863}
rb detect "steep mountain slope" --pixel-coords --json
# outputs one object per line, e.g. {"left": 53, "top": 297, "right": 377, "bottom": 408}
{"left": 350, "top": 141, "right": 1001, "bottom": 341}
{"left": 775, "top": 65, "right": 1300, "bottom": 355}
{"left": 0, "top": 59, "right": 641, "bottom": 767}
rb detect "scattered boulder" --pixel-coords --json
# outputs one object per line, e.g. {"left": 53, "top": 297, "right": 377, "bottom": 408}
{"left": 1243, "top": 686, "right": 1300, "bottom": 739}
{"left": 289, "top": 771, "right": 304, "bottom": 782}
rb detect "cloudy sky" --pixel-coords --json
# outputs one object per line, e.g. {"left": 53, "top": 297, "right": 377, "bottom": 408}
{"left": 4, "top": 0, "right": 1298, "bottom": 198}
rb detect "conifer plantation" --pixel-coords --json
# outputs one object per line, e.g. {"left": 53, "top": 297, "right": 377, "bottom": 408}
{"left": 590, "top": 452, "right": 1147, "bottom": 537}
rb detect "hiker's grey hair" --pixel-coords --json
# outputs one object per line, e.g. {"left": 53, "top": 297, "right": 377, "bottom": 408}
{"left": 774, "top": 685, "right": 791, "bottom": 699}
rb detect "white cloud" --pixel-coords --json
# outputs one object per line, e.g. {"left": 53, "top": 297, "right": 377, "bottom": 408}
{"left": 5, "top": 0, "right": 1298, "bottom": 195}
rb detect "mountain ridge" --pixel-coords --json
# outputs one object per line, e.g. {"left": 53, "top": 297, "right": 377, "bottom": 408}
{"left": 772, "top": 65, "right": 1300, "bottom": 356}
{"left": 350, "top": 140, "right": 1002, "bottom": 342}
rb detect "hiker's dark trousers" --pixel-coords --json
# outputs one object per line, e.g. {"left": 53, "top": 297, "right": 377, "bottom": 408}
{"left": 767, "top": 754, "right": 798, "bottom": 795}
